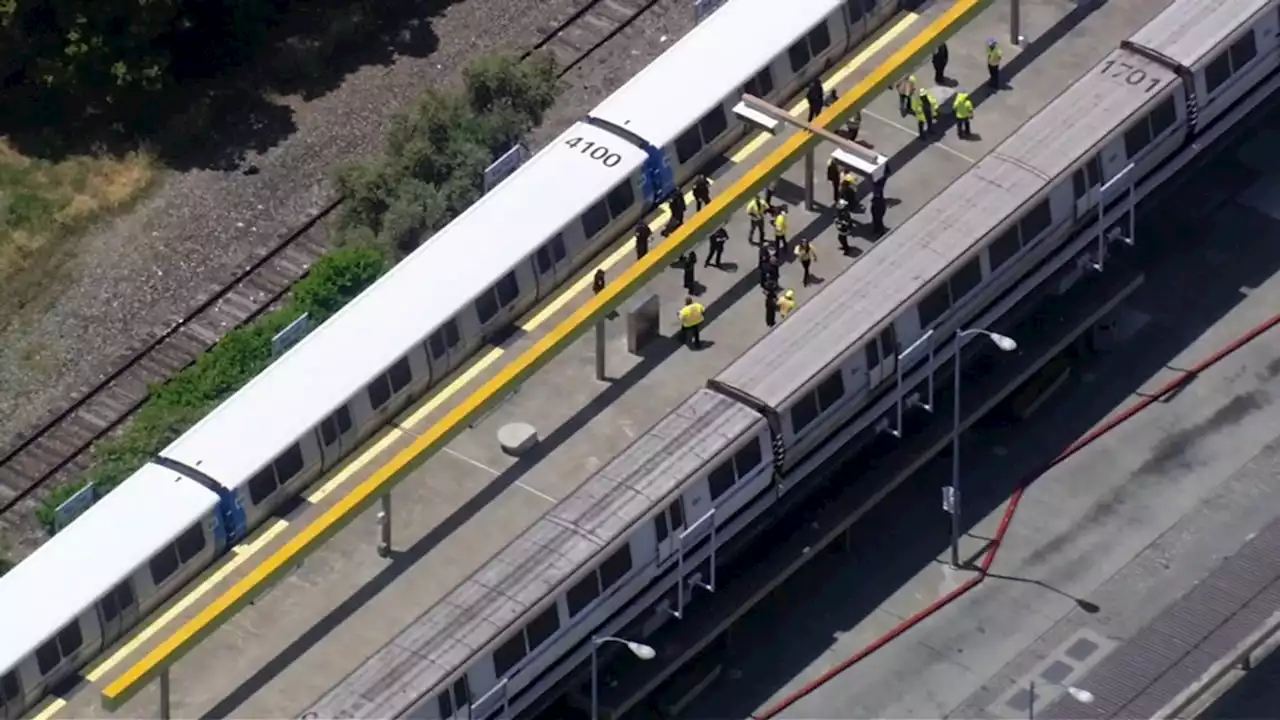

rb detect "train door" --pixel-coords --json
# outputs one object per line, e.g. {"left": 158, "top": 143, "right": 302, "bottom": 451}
{"left": 532, "top": 233, "right": 571, "bottom": 297}
{"left": 317, "top": 403, "right": 356, "bottom": 470}
{"left": 863, "top": 323, "right": 898, "bottom": 390}
{"left": 652, "top": 496, "right": 688, "bottom": 567}
{"left": 1072, "top": 155, "right": 1103, "bottom": 220}
{"left": 97, "top": 580, "right": 139, "bottom": 647}
{"left": 425, "top": 318, "right": 465, "bottom": 377}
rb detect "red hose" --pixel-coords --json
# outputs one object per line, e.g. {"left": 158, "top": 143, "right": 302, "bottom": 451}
{"left": 753, "top": 310, "right": 1280, "bottom": 719}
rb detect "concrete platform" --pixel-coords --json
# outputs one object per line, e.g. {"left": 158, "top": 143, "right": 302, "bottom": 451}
{"left": 678, "top": 110, "right": 1280, "bottom": 720}
{"left": 36, "top": 1, "right": 1143, "bottom": 718}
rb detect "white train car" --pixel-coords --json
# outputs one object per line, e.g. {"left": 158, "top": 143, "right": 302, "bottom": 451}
{"left": 158, "top": 121, "right": 650, "bottom": 532}
{"left": 0, "top": 466, "right": 225, "bottom": 719}
{"left": 712, "top": 0, "right": 1280, "bottom": 476}
{"left": 303, "top": 390, "right": 772, "bottom": 720}
{"left": 588, "top": 0, "right": 899, "bottom": 189}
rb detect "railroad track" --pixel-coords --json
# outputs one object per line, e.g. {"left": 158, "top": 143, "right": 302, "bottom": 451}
{"left": 0, "top": 0, "right": 661, "bottom": 530}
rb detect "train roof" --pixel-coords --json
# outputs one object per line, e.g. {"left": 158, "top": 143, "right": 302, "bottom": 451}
{"left": 714, "top": 47, "right": 1179, "bottom": 409}
{"left": 304, "top": 390, "right": 763, "bottom": 718}
{"left": 1128, "top": 0, "right": 1274, "bottom": 68}
{"left": 160, "top": 122, "right": 646, "bottom": 488}
{"left": 0, "top": 465, "right": 217, "bottom": 675}
{"left": 588, "top": 0, "right": 844, "bottom": 146}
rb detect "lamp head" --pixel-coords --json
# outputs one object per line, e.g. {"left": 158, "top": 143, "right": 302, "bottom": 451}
{"left": 626, "top": 641, "right": 656, "bottom": 660}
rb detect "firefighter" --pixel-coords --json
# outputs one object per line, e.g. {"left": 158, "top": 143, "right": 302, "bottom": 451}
{"left": 987, "top": 38, "right": 1003, "bottom": 90}
{"left": 835, "top": 199, "right": 855, "bottom": 253}
{"left": 777, "top": 289, "right": 797, "bottom": 318}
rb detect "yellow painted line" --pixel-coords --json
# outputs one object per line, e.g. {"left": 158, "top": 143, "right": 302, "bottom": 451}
{"left": 96, "top": 6, "right": 976, "bottom": 709}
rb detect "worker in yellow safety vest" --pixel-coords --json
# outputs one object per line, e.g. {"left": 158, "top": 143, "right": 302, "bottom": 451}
{"left": 678, "top": 296, "right": 705, "bottom": 348}
{"left": 953, "top": 92, "right": 975, "bottom": 139}
{"left": 772, "top": 206, "right": 789, "bottom": 256}
{"left": 911, "top": 87, "right": 937, "bottom": 139}
{"left": 777, "top": 289, "right": 796, "bottom": 318}
{"left": 895, "top": 75, "right": 917, "bottom": 116}
{"left": 747, "top": 194, "right": 767, "bottom": 244}
{"left": 986, "top": 38, "right": 1003, "bottom": 90}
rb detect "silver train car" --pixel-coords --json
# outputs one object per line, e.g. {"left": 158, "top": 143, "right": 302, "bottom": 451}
{"left": 299, "top": 1, "right": 1280, "bottom": 718}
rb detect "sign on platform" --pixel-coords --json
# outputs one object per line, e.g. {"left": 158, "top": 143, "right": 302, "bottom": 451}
{"left": 942, "top": 485, "right": 958, "bottom": 514}
{"left": 694, "top": 0, "right": 729, "bottom": 23}
{"left": 272, "top": 312, "right": 311, "bottom": 358}
{"left": 55, "top": 483, "right": 99, "bottom": 532}
{"left": 483, "top": 144, "right": 531, "bottom": 193}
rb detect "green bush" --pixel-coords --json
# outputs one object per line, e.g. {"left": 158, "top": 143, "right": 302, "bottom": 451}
{"left": 36, "top": 51, "right": 560, "bottom": 535}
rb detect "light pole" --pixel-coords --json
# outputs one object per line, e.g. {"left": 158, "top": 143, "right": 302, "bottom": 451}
{"left": 591, "top": 636, "right": 656, "bottom": 720}
{"left": 1028, "top": 679, "right": 1094, "bottom": 719}
{"left": 950, "top": 327, "right": 1018, "bottom": 569}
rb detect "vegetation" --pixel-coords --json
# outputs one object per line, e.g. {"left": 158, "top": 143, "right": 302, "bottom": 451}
{"left": 35, "top": 52, "right": 560, "bottom": 534}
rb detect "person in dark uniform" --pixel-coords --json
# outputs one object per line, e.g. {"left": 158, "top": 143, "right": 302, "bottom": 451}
{"left": 705, "top": 227, "right": 727, "bottom": 268}
{"left": 592, "top": 269, "right": 606, "bottom": 295}
{"left": 932, "top": 43, "right": 949, "bottom": 84}
{"left": 635, "top": 222, "right": 651, "bottom": 259}
{"left": 764, "top": 286, "right": 778, "bottom": 327}
{"left": 693, "top": 174, "right": 712, "bottom": 211}
{"left": 835, "top": 199, "right": 854, "bottom": 253}
{"left": 669, "top": 192, "right": 686, "bottom": 227}
{"left": 760, "top": 250, "right": 780, "bottom": 292}
{"left": 683, "top": 249, "right": 698, "bottom": 292}
{"left": 826, "top": 158, "right": 841, "bottom": 206}
{"left": 870, "top": 187, "right": 888, "bottom": 236}
{"left": 806, "top": 78, "right": 825, "bottom": 122}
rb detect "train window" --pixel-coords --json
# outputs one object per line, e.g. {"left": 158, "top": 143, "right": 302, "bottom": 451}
{"left": 274, "top": 443, "right": 305, "bottom": 486}
{"left": 1, "top": 670, "right": 18, "bottom": 706}
{"left": 524, "top": 605, "right": 561, "bottom": 651}
{"left": 387, "top": 357, "right": 412, "bottom": 395}
{"left": 808, "top": 22, "right": 832, "bottom": 56}
{"left": 176, "top": 524, "right": 207, "bottom": 563}
{"left": 453, "top": 676, "right": 471, "bottom": 710}
{"left": 948, "top": 257, "right": 983, "bottom": 303}
{"left": 101, "top": 581, "right": 135, "bottom": 622}
{"left": 149, "top": 544, "right": 180, "bottom": 585}
{"left": 790, "top": 392, "right": 821, "bottom": 434}
{"left": 708, "top": 459, "right": 736, "bottom": 500}
{"left": 742, "top": 67, "right": 775, "bottom": 99}
{"left": 1230, "top": 32, "right": 1257, "bottom": 71}
{"left": 607, "top": 181, "right": 635, "bottom": 218}
{"left": 1019, "top": 199, "right": 1053, "bottom": 243}
{"left": 698, "top": 107, "right": 728, "bottom": 145}
{"left": 879, "top": 324, "right": 898, "bottom": 356}
{"left": 815, "top": 372, "right": 845, "bottom": 411}
{"left": 248, "top": 465, "right": 277, "bottom": 505}
{"left": 735, "top": 439, "right": 763, "bottom": 475}
{"left": 496, "top": 272, "right": 520, "bottom": 306}
{"left": 1072, "top": 168, "right": 1086, "bottom": 199}
{"left": 676, "top": 125, "right": 702, "bottom": 164}
{"left": 667, "top": 498, "right": 685, "bottom": 532}
{"left": 36, "top": 638, "right": 60, "bottom": 675}
{"left": 788, "top": 38, "right": 811, "bottom": 73}
{"left": 1073, "top": 155, "right": 1102, "bottom": 199}
{"left": 321, "top": 405, "right": 351, "bottom": 444}
{"left": 989, "top": 227, "right": 1021, "bottom": 271}
{"left": 1123, "top": 117, "right": 1153, "bottom": 157}
{"left": 865, "top": 337, "right": 881, "bottom": 370}
{"left": 57, "top": 621, "right": 83, "bottom": 657}
{"left": 599, "top": 545, "right": 633, "bottom": 590}
{"left": 101, "top": 589, "right": 120, "bottom": 623}
{"left": 917, "top": 284, "right": 951, "bottom": 328}
{"left": 845, "top": 0, "right": 865, "bottom": 24}
{"left": 654, "top": 511, "right": 670, "bottom": 543}
{"left": 1149, "top": 97, "right": 1177, "bottom": 137}
{"left": 437, "top": 691, "right": 454, "bottom": 719}
{"left": 1205, "top": 49, "right": 1231, "bottom": 94}
{"left": 367, "top": 373, "right": 393, "bottom": 410}
{"left": 492, "top": 632, "right": 527, "bottom": 677}
{"left": 582, "top": 199, "right": 611, "bottom": 238}
{"left": 320, "top": 414, "right": 338, "bottom": 445}
{"left": 567, "top": 572, "right": 601, "bottom": 617}
{"left": 535, "top": 245, "right": 554, "bottom": 274}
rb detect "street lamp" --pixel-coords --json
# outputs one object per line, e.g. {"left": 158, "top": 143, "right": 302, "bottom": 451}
{"left": 591, "top": 636, "right": 656, "bottom": 720}
{"left": 1028, "top": 679, "right": 1094, "bottom": 719}
{"left": 949, "top": 327, "right": 1018, "bottom": 569}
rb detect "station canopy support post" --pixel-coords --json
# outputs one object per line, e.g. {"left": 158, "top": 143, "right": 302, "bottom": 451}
{"left": 595, "top": 321, "right": 607, "bottom": 381}
{"left": 1091, "top": 163, "right": 1136, "bottom": 273}
{"left": 732, "top": 94, "right": 889, "bottom": 208}
{"left": 377, "top": 493, "right": 392, "bottom": 557}
{"left": 159, "top": 668, "right": 171, "bottom": 720}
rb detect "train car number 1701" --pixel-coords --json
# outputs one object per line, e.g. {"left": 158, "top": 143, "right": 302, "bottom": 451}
{"left": 564, "top": 137, "right": 623, "bottom": 167}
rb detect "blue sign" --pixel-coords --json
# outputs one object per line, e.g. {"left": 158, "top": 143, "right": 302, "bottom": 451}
{"left": 694, "top": 0, "right": 728, "bottom": 24}
{"left": 272, "top": 312, "right": 311, "bottom": 358}
{"left": 55, "top": 483, "right": 99, "bottom": 532}
{"left": 484, "top": 144, "right": 532, "bottom": 193}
